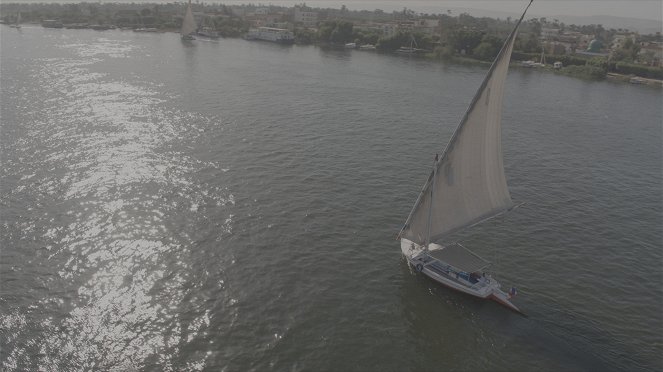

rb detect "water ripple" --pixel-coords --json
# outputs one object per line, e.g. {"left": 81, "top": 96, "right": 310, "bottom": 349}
{"left": 1, "top": 37, "right": 233, "bottom": 371}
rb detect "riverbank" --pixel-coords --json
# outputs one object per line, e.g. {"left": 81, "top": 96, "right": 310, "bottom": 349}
{"left": 3, "top": 1, "right": 661, "bottom": 84}
{"left": 607, "top": 72, "right": 663, "bottom": 87}
{"left": 5, "top": 21, "right": 662, "bottom": 88}
{"left": 417, "top": 51, "right": 663, "bottom": 87}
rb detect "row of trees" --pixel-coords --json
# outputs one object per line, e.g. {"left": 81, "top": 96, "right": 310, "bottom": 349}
{"left": 317, "top": 20, "right": 354, "bottom": 44}
{"left": 3, "top": 2, "right": 660, "bottom": 78}
{"left": 0, "top": 2, "right": 246, "bottom": 34}
{"left": 292, "top": 10, "right": 662, "bottom": 79}
{"left": 304, "top": 16, "right": 534, "bottom": 58}
{"left": 256, "top": 9, "right": 660, "bottom": 74}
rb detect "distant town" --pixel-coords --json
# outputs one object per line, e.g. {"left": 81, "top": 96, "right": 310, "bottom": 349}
{"left": 1, "top": 2, "right": 661, "bottom": 83}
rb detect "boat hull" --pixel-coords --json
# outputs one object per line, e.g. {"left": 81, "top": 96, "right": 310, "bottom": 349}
{"left": 245, "top": 27, "right": 295, "bottom": 44}
{"left": 401, "top": 238, "right": 521, "bottom": 313}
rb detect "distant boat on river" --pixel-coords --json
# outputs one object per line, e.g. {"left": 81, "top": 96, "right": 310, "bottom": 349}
{"left": 396, "top": 35, "right": 429, "bottom": 54}
{"left": 181, "top": 0, "right": 197, "bottom": 40}
{"left": 397, "top": 0, "right": 535, "bottom": 314}
{"left": 9, "top": 12, "right": 21, "bottom": 29}
{"left": 41, "top": 20, "right": 63, "bottom": 28}
{"left": 522, "top": 47, "right": 546, "bottom": 68}
{"left": 197, "top": 27, "right": 220, "bottom": 39}
{"left": 90, "top": 24, "right": 115, "bottom": 31}
{"left": 245, "top": 27, "right": 295, "bottom": 44}
{"left": 134, "top": 27, "right": 158, "bottom": 33}
{"left": 396, "top": 46, "right": 421, "bottom": 54}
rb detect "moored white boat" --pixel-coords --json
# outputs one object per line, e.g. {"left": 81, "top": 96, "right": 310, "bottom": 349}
{"left": 396, "top": 46, "right": 420, "bottom": 54}
{"left": 197, "top": 27, "right": 220, "bottom": 39}
{"left": 521, "top": 60, "right": 536, "bottom": 67}
{"left": 245, "top": 27, "right": 295, "bottom": 44}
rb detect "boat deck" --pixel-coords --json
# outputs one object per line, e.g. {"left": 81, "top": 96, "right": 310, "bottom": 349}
{"left": 410, "top": 243, "right": 493, "bottom": 292}
{"left": 426, "top": 258, "right": 487, "bottom": 286}
{"left": 427, "top": 243, "right": 490, "bottom": 274}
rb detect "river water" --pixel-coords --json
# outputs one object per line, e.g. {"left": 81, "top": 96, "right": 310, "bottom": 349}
{"left": 1, "top": 27, "right": 661, "bottom": 371}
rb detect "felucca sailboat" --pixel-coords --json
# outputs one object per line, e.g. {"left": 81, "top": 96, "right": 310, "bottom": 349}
{"left": 10, "top": 12, "right": 21, "bottom": 29}
{"left": 181, "top": 0, "right": 197, "bottom": 40}
{"left": 398, "top": 1, "right": 534, "bottom": 313}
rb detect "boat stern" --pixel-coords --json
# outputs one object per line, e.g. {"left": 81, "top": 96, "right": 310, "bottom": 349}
{"left": 489, "top": 288, "right": 522, "bottom": 314}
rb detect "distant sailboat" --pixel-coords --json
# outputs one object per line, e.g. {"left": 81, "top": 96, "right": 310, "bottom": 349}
{"left": 10, "top": 12, "right": 21, "bottom": 29}
{"left": 398, "top": 0, "right": 534, "bottom": 314}
{"left": 534, "top": 46, "right": 546, "bottom": 67}
{"left": 396, "top": 34, "right": 419, "bottom": 54}
{"left": 181, "top": 0, "right": 197, "bottom": 40}
{"left": 524, "top": 46, "right": 545, "bottom": 68}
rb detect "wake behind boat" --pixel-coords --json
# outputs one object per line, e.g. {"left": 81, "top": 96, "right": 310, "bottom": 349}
{"left": 397, "top": 1, "right": 535, "bottom": 314}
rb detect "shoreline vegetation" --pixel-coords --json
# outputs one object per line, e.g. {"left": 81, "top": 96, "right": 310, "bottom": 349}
{"left": 1, "top": 2, "right": 661, "bottom": 86}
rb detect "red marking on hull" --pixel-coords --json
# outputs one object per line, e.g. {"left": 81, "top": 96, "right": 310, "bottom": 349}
{"left": 416, "top": 265, "right": 525, "bottom": 315}
{"left": 421, "top": 269, "right": 489, "bottom": 298}
{"left": 488, "top": 294, "right": 524, "bottom": 315}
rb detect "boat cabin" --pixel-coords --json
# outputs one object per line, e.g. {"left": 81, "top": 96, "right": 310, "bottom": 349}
{"left": 414, "top": 243, "right": 492, "bottom": 287}
{"left": 428, "top": 244, "right": 489, "bottom": 273}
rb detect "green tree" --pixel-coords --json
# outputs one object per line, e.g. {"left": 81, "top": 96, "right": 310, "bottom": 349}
{"left": 612, "top": 38, "right": 641, "bottom": 62}
{"left": 317, "top": 20, "right": 353, "bottom": 43}
{"left": 376, "top": 32, "right": 411, "bottom": 51}
{"left": 515, "top": 33, "right": 541, "bottom": 53}
{"left": 317, "top": 20, "right": 336, "bottom": 42}
{"left": 294, "top": 28, "right": 316, "bottom": 44}
{"left": 357, "top": 31, "right": 379, "bottom": 45}
{"left": 449, "top": 29, "right": 483, "bottom": 55}
{"left": 586, "top": 56, "right": 608, "bottom": 71}
{"left": 330, "top": 21, "right": 353, "bottom": 43}
{"left": 473, "top": 34, "right": 502, "bottom": 60}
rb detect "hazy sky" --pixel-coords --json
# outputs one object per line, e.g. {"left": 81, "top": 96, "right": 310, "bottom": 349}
{"left": 219, "top": 0, "right": 663, "bottom": 22}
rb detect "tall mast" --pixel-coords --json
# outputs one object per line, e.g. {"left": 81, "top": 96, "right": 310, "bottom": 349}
{"left": 424, "top": 154, "right": 438, "bottom": 249}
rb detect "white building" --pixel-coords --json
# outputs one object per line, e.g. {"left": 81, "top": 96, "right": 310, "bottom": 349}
{"left": 255, "top": 8, "right": 269, "bottom": 15}
{"left": 294, "top": 6, "right": 317, "bottom": 28}
{"left": 638, "top": 41, "right": 663, "bottom": 66}
{"left": 413, "top": 19, "right": 440, "bottom": 36}
{"left": 541, "top": 27, "right": 560, "bottom": 40}
{"left": 382, "top": 23, "right": 398, "bottom": 37}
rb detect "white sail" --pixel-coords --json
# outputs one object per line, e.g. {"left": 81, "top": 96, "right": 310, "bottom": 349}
{"left": 10, "top": 12, "right": 21, "bottom": 28}
{"left": 400, "top": 4, "right": 530, "bottom": 246}
{"left": 181, "top": 2, "right": 197, "bottom": 38}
